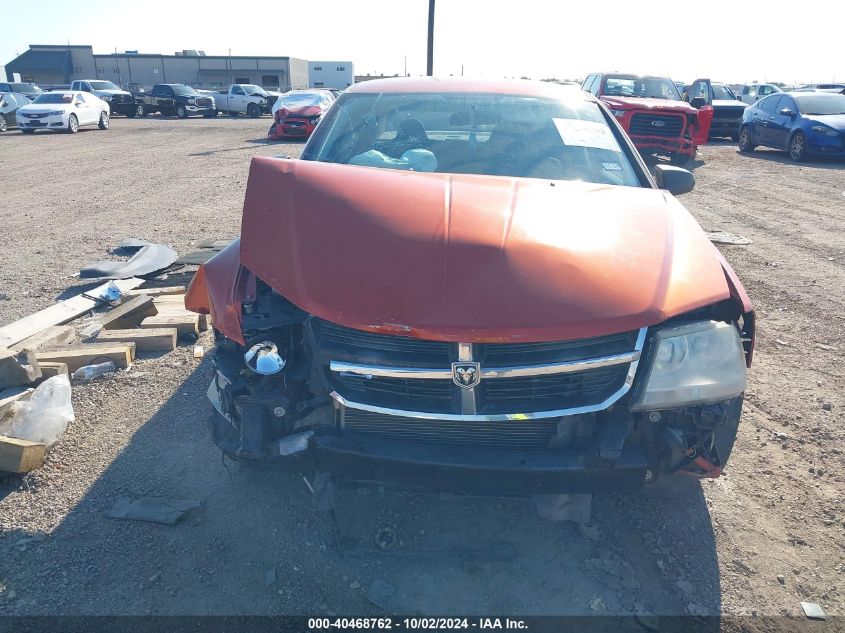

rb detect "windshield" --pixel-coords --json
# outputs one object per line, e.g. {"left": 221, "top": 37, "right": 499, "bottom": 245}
{"left": 603, "top": 76, "right": 681, "bottom": 100}
{"left": 31, "top": 93, "right": 73, "bottom": 104}
{"left": 303, "top": 91, "right": 642, "bottom": 187}
{"left": 241, "top": 84, "right": 267, "bottom": 95}
{"left": 172, "top": 85, "right": 199, "bottom": 96}
{"left": 795, "top": 93, "right": 845, "bottom": 115}
{"left": 12, "top": 83, "right": 41, "bottom": 93}
{"left": 89, "top": 81, "right": 120, "bottom": 90}
{"left": 279, "top": 92, "right": 324, "bottom": 107}
{"left": 712, "top": 84, "right": 737, "bottom": 100}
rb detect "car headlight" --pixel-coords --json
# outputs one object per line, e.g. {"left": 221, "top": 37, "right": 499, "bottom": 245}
{"left": 309, "top": 115, "right": 321, "bottom": 125}
{"left": 810, "top": 125, "right": 838, "bottom": 137}
{"left": 632, "top": 320, "right": 746, "bottom": 411}
{"left": 46, "top": 110, "right": 64, "bottom": 116}
{"left": 610, "top": 109, "right": 627, "bottom": 118}
{"left": 187, "top": 98, "right": 196, "bottom": 104}
{"left": 100, "top": 95, "right": 112, "bottom": 101}
{"left": 257, "top": 98, "right": 266, "bottom": 106}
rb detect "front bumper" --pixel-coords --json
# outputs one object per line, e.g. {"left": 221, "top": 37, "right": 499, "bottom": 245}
{"left": 185, "top": 104, "right": 215, "bottom": 115}
{"left": 709, "top": 119, "right": 742, "bottom": 138}
{"left": 19, "top": 115, "right": 67, "bottom": 130}
{"left": 267, "top": 118, "right": 316, "bottom": 140}
{"left": 629, "top": 134, "right": 696, "bottom": 156}
{"left": 808, "top": 134, "right": 845, "bottom": 157}
{"left": 311, "top": 431, "right": 648, "bottom": 495}
{"left": 106, "top": 101, "right": 136, "bottom": 116}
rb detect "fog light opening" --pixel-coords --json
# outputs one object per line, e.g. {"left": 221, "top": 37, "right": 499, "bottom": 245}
{"left": 244, "top": 341, "right": 286, "bottom": 375}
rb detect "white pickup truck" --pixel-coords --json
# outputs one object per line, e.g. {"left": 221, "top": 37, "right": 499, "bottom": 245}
{"left": 70, "top": 80, "right": 137, "bottom": 117}
{"left": 212, "top": 84, "right": 276, "bottom": 118}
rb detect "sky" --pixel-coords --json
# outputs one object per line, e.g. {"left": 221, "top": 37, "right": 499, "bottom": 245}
{"left": 2, "top": 0, "right": 842, "bottom": 85}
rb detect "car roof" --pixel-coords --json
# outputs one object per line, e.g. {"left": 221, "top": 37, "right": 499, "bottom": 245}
{"left": 346, "top": 77, "right": 591, "bottom": 101}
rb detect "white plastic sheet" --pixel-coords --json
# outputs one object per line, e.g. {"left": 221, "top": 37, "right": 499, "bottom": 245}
{"left": 0, "top": 375, "right": 75, "bottom": 447}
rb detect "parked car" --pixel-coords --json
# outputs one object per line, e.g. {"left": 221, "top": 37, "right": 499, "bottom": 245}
{"left": 185, "top": 78, "right": 754, "bottom": 504}
{"left": 214, "top": 84, "right": 277, "bottom": 117}
{"left": 17, "top": 91, "right": 110, "bottom": 134}
{"left": 794, "top": 84, "right": 845, "bottom": 95}
{"left": 582, "top": 73, "right": 711, "bottom": 165}
{"left": 70, "top": 80, "right": 137, "bottom": 117}
{"left": 0, "top": 91, "right": 30, "bottom": 132}
{"left": 267, "top": 90, "right": 335, "bottom": 140}
{"left": 684, "top": 79, "right": 747, "bottom": 140}
{"left": 737, "top": 83, "right": 782, "bottom": 105}
{"left": 135, "top": 84, "right": 216, "bottom": 118}
{"left": 738, "top": 91, "right": 845, "bottom": 161}
{"left": 0, "top": 81, "right": 43, "bottom": 101}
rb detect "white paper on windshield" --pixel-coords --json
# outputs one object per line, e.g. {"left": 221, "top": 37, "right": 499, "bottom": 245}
{"left": 553, "top": 118, "right": 621, "bottom": 152}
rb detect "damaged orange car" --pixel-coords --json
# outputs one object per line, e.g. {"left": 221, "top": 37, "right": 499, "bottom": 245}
{"left": 186, "top": 78, "right": 754, "bottom": 500}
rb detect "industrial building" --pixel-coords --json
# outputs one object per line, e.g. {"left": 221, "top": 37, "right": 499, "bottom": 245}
{"left": 4, "top": 45, "right": 311, "bottom": 92}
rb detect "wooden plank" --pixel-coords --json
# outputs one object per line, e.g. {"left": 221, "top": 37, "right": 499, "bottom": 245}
{"left": 151, "top": 298, "right": 206, "bottom": 331}
{"left": 140, "top": 314, "right": 199, "bottom": 338}
{"left": 0, "top": 387, "right": 33, "bottom": 419}
{"left": 35, "top": 343, "right": 136, "bottom": 372}
{"left": 11, "top": 325, "right": 76, "bottom": 352}
{"left": 0, "top": 278, "right": 145, "bottom": 349}
{"left": 125, "top": 286, "right": 185, "bottom": 298}
{"left": 0, "top": 435, "right": 46, "bottom": 474}
{"left": 100, "top": 295, "right": 157, "bottom": 330}
{"left": 151, "top": 293, "right": 187, "bottom": 302}
{"left": 96, "top": 328, "right": 177, "bottom": 352}
{"left": 0, "top": 349, "right": 41, "bottom": 390}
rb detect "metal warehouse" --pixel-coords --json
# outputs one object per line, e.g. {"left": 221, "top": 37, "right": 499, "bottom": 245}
{"left": 4, "top": 45, "right": 312, "bottom": 91}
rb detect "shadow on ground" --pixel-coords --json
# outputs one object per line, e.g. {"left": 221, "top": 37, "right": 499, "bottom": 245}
{"left": 0, "top": 362, "right": 721, "bottom": 620}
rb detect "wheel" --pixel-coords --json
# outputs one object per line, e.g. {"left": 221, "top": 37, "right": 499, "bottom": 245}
{"left": 788, "top": 131, "right": 806, "bottom": 162}
{"left": 22, "top": 128, "right": 35, "bottom": 134}
{"left": 0, "top": 114, "right": 6, "bottom": 132}
{"left": 669, "top": 152, "right": 691, "bottom": 166}
{"left": 247, "top": 103, "right": 260, "bottom": 118}
{"left": 67, "top": 114, "right": 79, "bottom": 134}
{"left": 738, "top": 126, "right": 756, "bottom": 153}
{"left": 176, "top": 105, "right": 188, "bottom": 119}
{"left": 98, "top": 111, "right": 109, "bottom": 130}
{"left": 135, "top": 104, "right": 147, "bottom": 118}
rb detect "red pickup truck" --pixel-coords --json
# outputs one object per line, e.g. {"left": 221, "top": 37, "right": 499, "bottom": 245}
{"left": 583, "top": 73, "right": 712, "bottom": 165}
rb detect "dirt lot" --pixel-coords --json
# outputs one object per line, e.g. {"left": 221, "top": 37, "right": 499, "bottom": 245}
{"left": 0, "top": 118, "right": 842, "bottom": 620}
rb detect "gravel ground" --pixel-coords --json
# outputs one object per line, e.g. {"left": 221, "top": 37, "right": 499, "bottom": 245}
{"left": 0, "top": 118, "right": 842, "bottom": 620}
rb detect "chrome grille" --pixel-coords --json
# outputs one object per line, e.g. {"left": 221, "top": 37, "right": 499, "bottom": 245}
{"left": 316, "top": 319, "right": 646, "bottom": 423}
{"left": 343, "top": 409, "right": 558, "bottom": 449}
{"left": 195, "top": 97, "right": 213, "bottom": 107}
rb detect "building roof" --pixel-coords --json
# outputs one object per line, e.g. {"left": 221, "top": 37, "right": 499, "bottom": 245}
{"left": 7, "top": 48, "right": 73, "bottom": 74}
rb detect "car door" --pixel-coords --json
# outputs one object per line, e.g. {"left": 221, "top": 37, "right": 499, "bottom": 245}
{"left": 757, "top": 95, "right": 784, "bottom": 145}
{"left": 74, "top": 93, "right": 94, "bottom": 124}
{"left": 230, "top": 85, "right": 248, "bottom": 112}
{"left": 768, "top": 95, "right": 796, "bottom": 149}
{"left": 741, "top": 85, "right": 758, "bottom": 105}
{"left": 155, "top": 85, "right": 173, "bottom": 111}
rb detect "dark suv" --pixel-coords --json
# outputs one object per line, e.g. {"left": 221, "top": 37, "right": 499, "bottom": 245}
{"left": 135, "top": 84, "right": 215, "bottom": 118}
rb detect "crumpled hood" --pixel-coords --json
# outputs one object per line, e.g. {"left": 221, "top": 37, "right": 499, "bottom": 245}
{"left": 275, "top": 104, "right": 323, "bottom": 118}
{"left": 601, "top": 96, "right": 698, "bottom": 113}
{"left": 238, "top": 158, "right": 730, "bottom": 342}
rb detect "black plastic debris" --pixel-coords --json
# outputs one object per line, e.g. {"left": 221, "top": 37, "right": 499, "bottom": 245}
{"left": 81, "top": 243, "right": 178, "bottom": 280}
{"left": 105, "top": 496, "right": 203, "bottom": 525}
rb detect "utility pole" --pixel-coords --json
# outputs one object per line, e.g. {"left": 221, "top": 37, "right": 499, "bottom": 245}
{"left": 404, "top": 55, "right": 408, "bottom": 77}
{"left": 426, "top": 0, "right": 435, "bottom": 76}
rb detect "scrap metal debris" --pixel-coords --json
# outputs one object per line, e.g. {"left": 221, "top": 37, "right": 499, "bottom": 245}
{"left": 81, "top": 243, "right": 178, "bottom": 281}
{"left": 800, "top": 602, "right": 826, "bottom": 620}
{"left": 105, "top": 496, "right": 203, "bottom": 525}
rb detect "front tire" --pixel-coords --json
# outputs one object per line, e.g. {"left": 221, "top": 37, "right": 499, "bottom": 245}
{"left": 669, "top": 152, "right": 691, "bottom": 166}
{"left": 98, "top": 111, "right": 109, "bottom": 130}
{"left": 789, "top": 131, "right": 807, "bottom": 162}
{"left": 176, "top": 105, "right": 188, "bottom": 119}
{"left": 738, "top": 126, "right": 756, "bottom": 153}
{"left": 67, "top": 114, "right": 79, "bottom": 134}
{"left": 247, "top": 103, "right": 260, "bottom": 118}
{"left": 136, "top": 104, "right": 147, "bottom": 118}
{"left": 0, "top": 114, "right": 6, "bottom": 132}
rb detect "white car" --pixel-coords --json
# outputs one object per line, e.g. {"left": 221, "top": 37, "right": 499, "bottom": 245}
{"left": 737, "top": 83, "right": 782, "bottom": 105}
{"left": 17, "top": 91, "right": 110, "bottom": 134}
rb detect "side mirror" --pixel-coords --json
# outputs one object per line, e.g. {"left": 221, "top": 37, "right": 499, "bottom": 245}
{"left": 690, "top": 97, "right": 706, "bottom": 109}
{"left": 654, "top": 164, "right": 695, "bottom": 196}
{"left": 779, "top": 108, "right": 796, "bottom": 118}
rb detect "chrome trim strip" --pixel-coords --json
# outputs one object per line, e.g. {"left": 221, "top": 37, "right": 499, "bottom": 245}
{"left": 329, "top": 328, "right": 648, "bottom": 422}
{"left": 330, "top": 350, "right": 640, "bottom": 380}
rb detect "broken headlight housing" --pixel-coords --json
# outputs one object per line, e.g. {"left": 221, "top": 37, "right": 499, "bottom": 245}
{"left": 632, "top": 320, "right": 746, "bottom": 411}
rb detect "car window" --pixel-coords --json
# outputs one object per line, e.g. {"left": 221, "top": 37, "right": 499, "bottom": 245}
{"left": 759, "top": 95, "right": 783, "bottom": 114}
{"left": 76, "top": 93, "right": 88, "bottom": 104}
{"left": 793, "top": 93, "right": 845, "bottom": 115}
{"left": 712, "top": 84, "right": 736, "bottom": 100}
{"left": 688, "top": 80, "right": 709, "bottom": 103}
{"left": 778, "top": 96, "right": 796, "bottom": 113}
{"left": 232, "top": 86, "right": 245, "bottom": 95}
{"left": 303, "top": 91, "right": 643, "bottom": 187}
{"left": 759, "top": 85, "right": 775, "bottom": 96}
